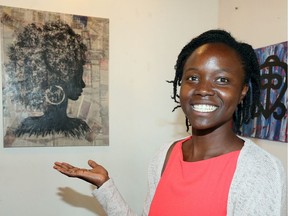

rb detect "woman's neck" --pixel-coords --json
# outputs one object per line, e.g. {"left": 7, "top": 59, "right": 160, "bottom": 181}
{"left": 182, "top": 126, "right": 243, "bottom": 162}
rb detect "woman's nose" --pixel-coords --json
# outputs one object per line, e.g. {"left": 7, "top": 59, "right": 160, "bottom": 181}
{"left": 194, "top": 80, "right": 215, "bottom": 96}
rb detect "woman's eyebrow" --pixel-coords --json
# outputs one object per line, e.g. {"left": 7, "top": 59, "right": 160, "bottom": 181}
{"left": 183, "top": 67, "right": 198, "bottom": 73}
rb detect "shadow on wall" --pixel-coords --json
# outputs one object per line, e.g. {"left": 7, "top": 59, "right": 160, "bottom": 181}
{"left": 57, "top": 187, "right": 107, "bottom": 216}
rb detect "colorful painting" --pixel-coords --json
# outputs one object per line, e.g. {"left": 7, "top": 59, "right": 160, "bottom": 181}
{"left": 241, "top": 41, "right": 287, "bottom": 142}
{"left": 0, "top": 5, "right": 109, "bottom": 147}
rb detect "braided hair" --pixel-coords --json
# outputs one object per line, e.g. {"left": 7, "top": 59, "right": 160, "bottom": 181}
{"left": 169, "top": 29, "right": 260, "bottom": 134}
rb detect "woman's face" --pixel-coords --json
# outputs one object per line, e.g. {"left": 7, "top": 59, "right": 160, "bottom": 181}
{"left": 65, "top": 66, "right": 86, "bottom": 101}
{"left": 180, "top": 43, "right": 248, "bottom": 131}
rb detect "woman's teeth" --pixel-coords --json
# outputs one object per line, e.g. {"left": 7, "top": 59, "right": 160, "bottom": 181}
{"left": 192, "top": 104, "right": 217, "bottom": 112}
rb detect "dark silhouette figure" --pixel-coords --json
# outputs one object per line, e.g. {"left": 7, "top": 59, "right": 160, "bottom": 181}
{"left": 5, "top": 20, "right": 90, "bottom": 138}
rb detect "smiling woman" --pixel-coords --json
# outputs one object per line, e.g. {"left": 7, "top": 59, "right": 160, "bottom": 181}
{"left": 54, "top": 29, "right": 286, "bottom": 216}
{"left": 179, "top": 43, "right": 249, "bottom": 133}
{"left": 171, "top": 30, "right": 260, "bottom": 134}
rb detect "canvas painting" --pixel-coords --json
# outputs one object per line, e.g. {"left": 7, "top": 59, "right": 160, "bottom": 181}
{"left": 241, "top": 41, "right": 287, "bottom": 142}
{"left": 0, "top": 5, "right": 109, "bottom": 147}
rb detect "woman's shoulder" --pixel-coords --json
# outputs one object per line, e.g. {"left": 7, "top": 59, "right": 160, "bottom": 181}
{"left": 152, "top": 137, "right": 189, "bottom": 163}
{"left": 147, "top": 137, "right": 189, "bottom": 180}
{"left": 237, "top": 137, "right": 285, "bottom": 179}
{"left": 240, "top": 137, "right": 283, "bottom": 165}
{"left": 229, "top": 138, "right": 286, "bottom": 215}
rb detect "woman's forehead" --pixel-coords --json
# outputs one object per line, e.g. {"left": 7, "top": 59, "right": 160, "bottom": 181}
{"left": 186, "top": 43, "right": 242, "bottom": 65}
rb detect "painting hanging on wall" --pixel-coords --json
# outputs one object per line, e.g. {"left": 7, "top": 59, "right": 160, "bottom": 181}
{"left": 0, "top": 5, "right": 109, "bottom": 147}
{"left": 240, "top": 41, "right": 287, "bottom": 143}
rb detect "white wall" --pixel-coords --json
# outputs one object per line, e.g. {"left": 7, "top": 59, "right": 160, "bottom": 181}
{"left": 0, "top": 1, "right": 286, "bottom": 215}
{"left": 219, "top": 0, "right": 288, "bottom": 176}
{"left": 219, "top": 0, "right": 287, "bottom": 48}
{"left": 0, "top": 1, "right": 218, "bottom": 215}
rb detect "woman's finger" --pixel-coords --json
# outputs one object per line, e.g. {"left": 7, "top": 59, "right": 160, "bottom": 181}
{"left": 88, "top": 160, "right": 99, "bottom": 168}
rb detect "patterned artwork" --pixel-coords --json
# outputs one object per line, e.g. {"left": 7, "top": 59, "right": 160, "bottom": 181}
{"left": 241, "top": 41, "right": 287, "bottom": 142}
{"left": 0, "top": 5, "right": 109, "bottom": 147}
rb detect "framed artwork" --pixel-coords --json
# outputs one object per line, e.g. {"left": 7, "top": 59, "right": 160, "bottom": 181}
{"left": 0, "top": 5, "right": 109, "bottom": 147}
{"left": 240, "top": 41, "right": 287, "bottom": 142}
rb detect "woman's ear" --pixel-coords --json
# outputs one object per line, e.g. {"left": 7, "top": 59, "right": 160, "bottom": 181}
{"left": 239, "top": 84, "right": 249, "bottom": 104}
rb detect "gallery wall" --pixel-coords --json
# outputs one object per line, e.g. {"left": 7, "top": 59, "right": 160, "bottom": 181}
{"left": 0, "top": 0, "right": 218, "bottom": 215}
{"left": 0, "top": 0, "right": 286, "bottom": 216}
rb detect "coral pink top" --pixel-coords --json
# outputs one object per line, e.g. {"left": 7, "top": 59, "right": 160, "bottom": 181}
{"left": 149, "top": 137, "right": 240, "bottom": 216}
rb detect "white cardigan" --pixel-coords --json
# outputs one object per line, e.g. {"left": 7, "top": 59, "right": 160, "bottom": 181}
{"left": 93, "top": 138, "right": 287, "bottom": 216}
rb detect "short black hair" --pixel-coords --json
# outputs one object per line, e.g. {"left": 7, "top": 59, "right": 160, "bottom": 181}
{"left": 169, "top": 29, "right": 261, "bottom": 134}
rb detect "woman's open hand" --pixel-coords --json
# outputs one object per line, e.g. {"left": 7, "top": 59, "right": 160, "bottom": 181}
{"left": 53, "top": 160, "right": 109, "bottom": 188}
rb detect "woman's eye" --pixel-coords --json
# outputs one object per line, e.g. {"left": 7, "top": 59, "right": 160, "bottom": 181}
{"left": 188, "top": 76, "right": 199, "bottom": 81}
{"left": 216, "top": 77, "right": 229, "bottom": 84}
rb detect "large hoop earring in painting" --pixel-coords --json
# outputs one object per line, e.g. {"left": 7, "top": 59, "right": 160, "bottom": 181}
{"left": 45, "top": 85, "right": 65, "bottom": 105}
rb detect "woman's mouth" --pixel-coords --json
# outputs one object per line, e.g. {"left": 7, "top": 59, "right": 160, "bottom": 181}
{"left": 192, "top": 104, "right": 218, "bottom": 113}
